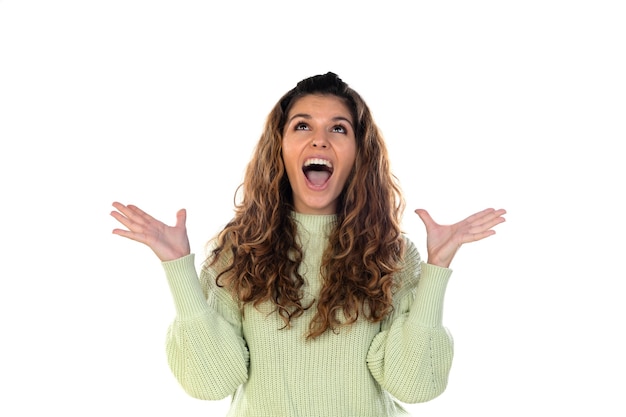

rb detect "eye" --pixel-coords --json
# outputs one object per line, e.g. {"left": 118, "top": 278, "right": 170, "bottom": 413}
{"left": 332, "top": 124, "right": 347, "bottom": 134}
{"left": 295, "top": 122, "right": 309, "bottom": 131}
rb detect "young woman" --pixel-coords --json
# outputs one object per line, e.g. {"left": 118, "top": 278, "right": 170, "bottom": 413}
{"left": 111, "top": 72, "right": 506, "bottom": 417}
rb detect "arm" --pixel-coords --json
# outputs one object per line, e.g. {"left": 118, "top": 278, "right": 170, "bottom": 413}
{"left": 110, "top": 202, "right": 248, "bottom": 399}
{"left": 366, "top": 207, "right": 506, "bottom": 401}
{"left": 366, "top": 242, "right": 453, "bottom": 403}
{"left": 163, "top": 254, "right": 249, "bottom": 400}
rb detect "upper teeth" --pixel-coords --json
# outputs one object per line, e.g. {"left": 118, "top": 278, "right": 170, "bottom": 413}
{"left": 304, "top": 158, "right": 333, "bottom": 168}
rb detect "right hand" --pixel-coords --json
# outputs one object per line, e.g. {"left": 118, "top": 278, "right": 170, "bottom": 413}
{"left": 110, "top": 202, "right": 190, "bottom": 262}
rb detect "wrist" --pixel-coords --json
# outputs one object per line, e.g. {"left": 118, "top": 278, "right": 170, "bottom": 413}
{"left": 427, "top": 252, "right": 452, "bottom": 268}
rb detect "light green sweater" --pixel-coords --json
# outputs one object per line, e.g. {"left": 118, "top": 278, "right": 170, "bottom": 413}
{"left": 162, "top": 213, "right": 453, "bottom": 417}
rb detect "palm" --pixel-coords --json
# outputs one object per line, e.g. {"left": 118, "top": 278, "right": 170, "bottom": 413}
{"left": 110, "top": 202, "right": 190, "bottom": 261}
{"left": 415, "top": 208, "right": 506, "bottom": 268}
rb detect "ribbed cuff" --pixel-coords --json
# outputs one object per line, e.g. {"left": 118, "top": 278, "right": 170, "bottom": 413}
{"left": 161, "top": 254, "right": 209, "bottom": 318}
{"left": 409, "top": 262, "right": 452, "bottom": 327}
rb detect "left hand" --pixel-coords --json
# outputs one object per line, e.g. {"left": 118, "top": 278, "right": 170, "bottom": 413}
{"left": 415, "top": 208, "right": 506, "bottom": 268}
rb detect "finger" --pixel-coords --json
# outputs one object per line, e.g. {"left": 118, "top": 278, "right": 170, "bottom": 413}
{"left": 470, "top": 209, "right": 507, "bottom": 230}
{"left": 110, "top": 205, "right": 152, "bottom": 233}
{"left": 477, "top": 208, "right": 506, "bottom": 221}
{"left": 463, "top": 229, "right": 496, "bottom": 244}
{"left": 125, "top": 204, "right": 159, "bottom": 225}
{"left": 463, "top": 208, "right": 497, "bottom": 224}
{"left": 175, "top": 208, "right": 187, "bottom": 229}
{"left": 111, "top": 227, "right": 148, "bottom": 244}
{"left": 112, "top": 201, "right": 126, "bottom": 211}
{"left": 111, "top": 202, "right": 145, "bottom": 224}
{"left": 466, "top": 208, "right": 506, "bottom": 226}
{"left": 414, "top": 209, "right": 436, "bottom": 228}
{"left": 464, "top": 210, "right": 506, "bottom": 240}
{"left": 110, "top": 209, "right": 135, "bottom": 230}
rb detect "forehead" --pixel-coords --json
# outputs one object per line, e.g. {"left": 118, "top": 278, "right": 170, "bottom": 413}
{"left": 288, "top": 94, "right": 353, "bottom": 120}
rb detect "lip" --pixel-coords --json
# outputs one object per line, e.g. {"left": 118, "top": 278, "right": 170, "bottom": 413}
{"left": 302, "top": 155, "right": 333, "bottom": 190}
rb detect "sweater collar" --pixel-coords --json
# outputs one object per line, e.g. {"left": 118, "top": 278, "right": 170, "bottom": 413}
{"left": 291, "top": 212, "right": 337, "bottom": 237}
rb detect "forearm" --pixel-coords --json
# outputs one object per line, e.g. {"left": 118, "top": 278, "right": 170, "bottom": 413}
{"left": 166, "top": 314, "right": 249, "bottom": 400}
{"left": 367, "top": 262, "right": 454, "bottom": 403}
{"left": 162, "top": 255, "right": 249, "bottom": 400}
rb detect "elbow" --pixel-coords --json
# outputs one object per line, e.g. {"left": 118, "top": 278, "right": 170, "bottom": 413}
{"left": 178, "top": 373, "right": 245, "bottom": 401}
{"left": 396, "top": 381, "right": 448, "bottom": 404}
{"left": 167, "top": 350, "right": 249, "bottom": 401}
{"left": 181, "top": 383, "right": 234, "bottom": 401}
{"left": 173, "top": 365, "right": 248, "bottom": 401}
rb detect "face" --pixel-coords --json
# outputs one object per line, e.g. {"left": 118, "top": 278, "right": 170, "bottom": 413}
{"left": 282, "top": 94, "right": 357, "bottom": 215}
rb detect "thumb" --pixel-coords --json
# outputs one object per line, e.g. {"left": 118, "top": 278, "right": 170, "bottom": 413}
{"left": 414, "top": 209, "right": 434, "bottom": 228}
{"left": 175, "top": 208, "right": 187, "bottom": 228}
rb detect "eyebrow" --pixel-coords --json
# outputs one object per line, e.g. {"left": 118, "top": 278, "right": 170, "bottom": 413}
{"left": 287, "top": 113, "right": 355, "bottom": 130}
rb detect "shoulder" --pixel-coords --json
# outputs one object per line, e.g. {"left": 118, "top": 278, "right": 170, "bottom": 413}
{"left": 199, "top": 238, "right": 243, "bottom": 315}
{"left": 393, "top": 235, "right": 422, "bottom": 298}
{"left": 401, "top": 235, "right": 421, "bottom": 272}
{"left": 199, "top": 238, "right": 234, "bottom": 290}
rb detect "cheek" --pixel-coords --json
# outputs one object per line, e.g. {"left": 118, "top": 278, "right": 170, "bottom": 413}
{"left": 344, "top": 150, "right": 358, "bottom": 183}
{"left": 281, "top": 145, "right": 295, "bottom": 169}
{"left": 344, "top": 143, "right": 357, "bottom": 172}
{"left": 338, "top": 152, "right": 357, "bottom": 186}
{"left": 280, "top": 149, "right": 299, "bottom": 182}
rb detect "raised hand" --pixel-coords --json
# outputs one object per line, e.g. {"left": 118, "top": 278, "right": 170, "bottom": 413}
{"left": 415, "top": 208, "right": 506, "bottom": 268}
{"left": 110, "top": 202, "right": 190, "bottom": 262}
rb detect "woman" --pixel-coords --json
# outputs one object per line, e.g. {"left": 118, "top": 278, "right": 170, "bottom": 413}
{"left": 111, "top": 72, "right": 506, "bottom": 417}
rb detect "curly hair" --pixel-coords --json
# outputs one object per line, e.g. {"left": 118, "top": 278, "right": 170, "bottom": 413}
{"left": 206, "top": 72, "right": 406, "bottom": 339}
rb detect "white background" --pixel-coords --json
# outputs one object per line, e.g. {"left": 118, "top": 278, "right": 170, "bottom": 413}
{"left": 1, "top": 1, "right": 624, "bottom": 415}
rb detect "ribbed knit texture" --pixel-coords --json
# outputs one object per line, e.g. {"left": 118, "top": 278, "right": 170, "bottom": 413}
{"left": 162, "top": 212, "right": 454, "bottom": 417}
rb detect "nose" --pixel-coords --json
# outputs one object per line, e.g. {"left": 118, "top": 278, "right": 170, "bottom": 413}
{"left": 311, "top": 132, "right": 329, "bottom": 148}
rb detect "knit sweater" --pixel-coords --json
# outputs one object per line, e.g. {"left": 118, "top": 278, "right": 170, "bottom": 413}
{"left": 161, "top": 213, "right": 454, "bottom": 417}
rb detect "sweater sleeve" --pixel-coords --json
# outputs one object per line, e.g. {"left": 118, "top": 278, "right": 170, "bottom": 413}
{"left": 366, "top": 240, "right": 454, "bottom": 404}
{"left": 162, "top": 254, "right": 249, "bottom": 400}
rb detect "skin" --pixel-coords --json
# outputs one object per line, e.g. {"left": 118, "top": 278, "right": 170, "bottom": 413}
{"left": 415, "top": 208, "right": 507, "bottom": 268}
{"left": 110, "top": 203, "right": 505, "bottom": 268}
{"left": 281, "top": 94, "right": 357, "bottom": 215}
{"left": 110, "top": 93, "right": 507, "bottom": 268}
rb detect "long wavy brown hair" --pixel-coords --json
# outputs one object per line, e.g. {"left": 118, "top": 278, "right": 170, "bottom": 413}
{"left": 206, "top": 72, "right": 406, "bottom": 339}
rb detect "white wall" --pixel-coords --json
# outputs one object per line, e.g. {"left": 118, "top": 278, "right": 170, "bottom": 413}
{"left": 1, "top": 1, "right": 624, "bottom": 415}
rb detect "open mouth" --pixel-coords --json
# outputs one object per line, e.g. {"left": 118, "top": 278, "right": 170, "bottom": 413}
{"left": 303, "top": 158, "right": 333, "bottom": 187}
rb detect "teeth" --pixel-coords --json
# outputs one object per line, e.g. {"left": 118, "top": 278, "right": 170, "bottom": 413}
{"left": 304, "top": 158, "right": 333, "bottom": 168}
